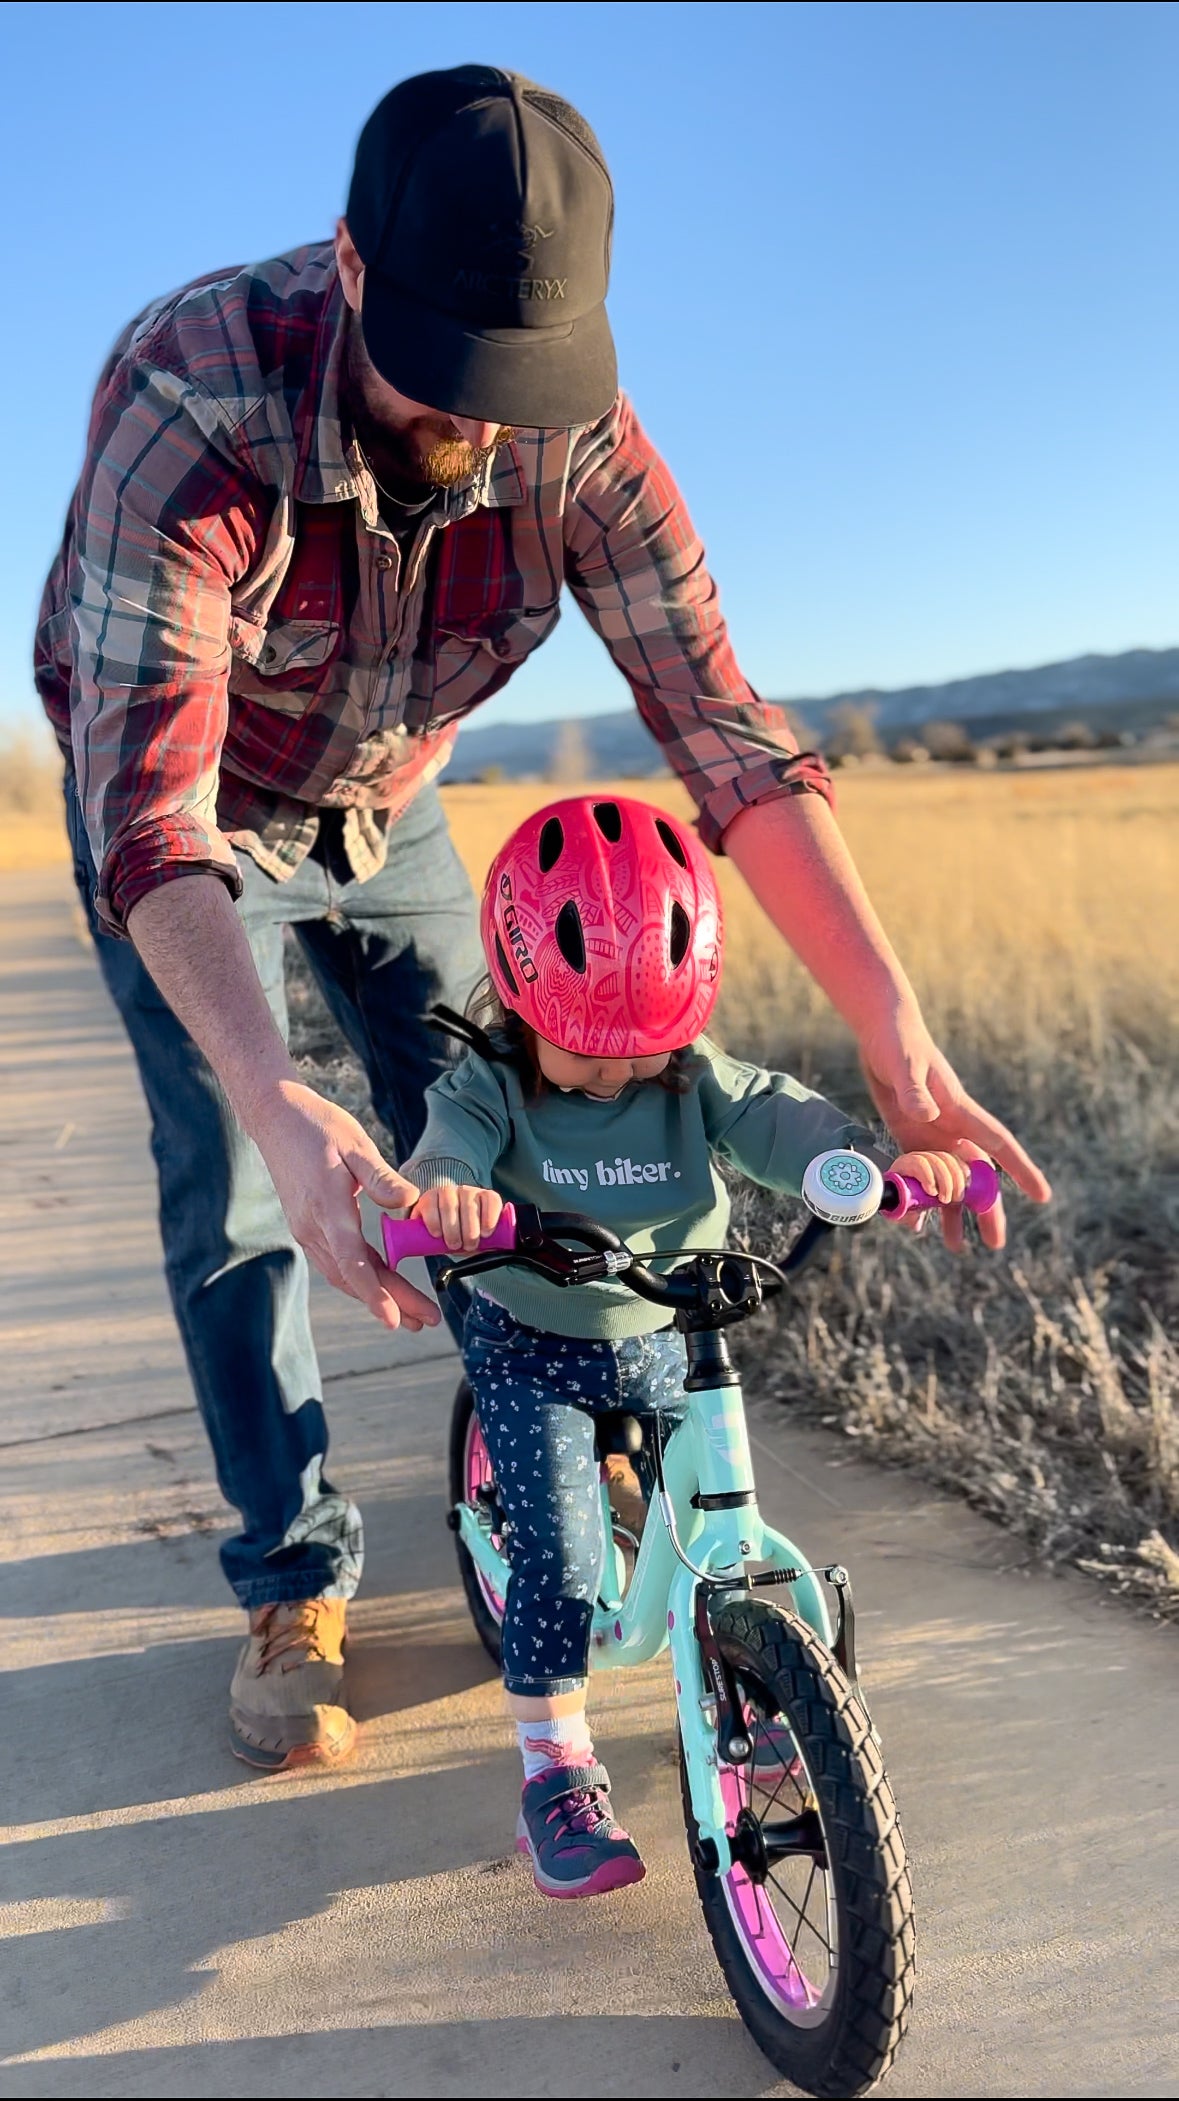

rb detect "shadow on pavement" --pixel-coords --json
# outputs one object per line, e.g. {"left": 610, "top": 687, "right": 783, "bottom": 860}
{"left": 1, "top": 1757, "right": 561, "bottom": 2070}
{"left": 3, "top": 2015, "right": 779, "bottom": 2100}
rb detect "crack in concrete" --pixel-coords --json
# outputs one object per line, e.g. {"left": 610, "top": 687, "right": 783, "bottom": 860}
{"left": 0, "top": 1354, "right": 459, "bottom": 1451}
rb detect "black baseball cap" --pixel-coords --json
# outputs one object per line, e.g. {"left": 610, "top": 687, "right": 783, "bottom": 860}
{"left": 345, "top": 66, "right": 617, "bottom": 428}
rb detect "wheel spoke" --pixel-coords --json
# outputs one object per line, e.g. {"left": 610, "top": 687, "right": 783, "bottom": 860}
{"left": 766, "top": 1860, "right": 835, "bottom": 1968}
{"left": 753, "top": 1766, "right": 796, "bottom": 1820}
{"left": 765, "top": 1867, "right": 805, "bottom": 1939}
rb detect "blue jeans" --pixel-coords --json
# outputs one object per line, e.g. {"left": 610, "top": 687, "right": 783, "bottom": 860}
{"left": 65, "top": 776, "right": 484, "bottom": 1607}
{"left": 463, "top": 1292, "right": 687, "bottom": 1696}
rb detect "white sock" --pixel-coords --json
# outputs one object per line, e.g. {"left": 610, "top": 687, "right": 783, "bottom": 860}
{"left": 517, "top": 1712, "right": 594, "bottom": 1783}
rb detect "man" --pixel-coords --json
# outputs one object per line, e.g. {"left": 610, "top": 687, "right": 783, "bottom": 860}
{"left": 36, "top": 65, "right": 1048, "bottom": 1771}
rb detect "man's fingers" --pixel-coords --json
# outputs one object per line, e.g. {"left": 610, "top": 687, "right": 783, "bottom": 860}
{"left": 343, "top": 1139, "right": 422, "bottom": 1216}
{"left": 387, "top": 1268, "right": 442, "bottom": 1327}
{"left": 948, "top": 1100, "right": 1052, "bottom": 1204}
{"left": 318, "top": 1201, "right": 436, "bottom": 1329}
{"left": 938, "top": 1204, "right": 966, "bottom": 1254}
{"left": 336, "top": 1236, "right": 406, "bottom": 1328}
{"left": 896, "top": 1077, "right": 939, "bottom": 1121}
{"left": 303, "top": 1238, "right": 362, "bottom": 1301}
{"left": 977, "top": 1192, "right": 1008, "bottom": 1251}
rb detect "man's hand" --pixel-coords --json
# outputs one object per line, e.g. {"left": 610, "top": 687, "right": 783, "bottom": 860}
{"left": 249, "top": 1081, "right": 441, "bottom": 1329}
{"left": 126, "top": 877, "right": 441, "bottom": 1327}
{"left": 410, "top": 1182, "right": 505, "bottom": 1253}
{"left": 861, "top": 1005, "right": 1051, "bottom": 1251}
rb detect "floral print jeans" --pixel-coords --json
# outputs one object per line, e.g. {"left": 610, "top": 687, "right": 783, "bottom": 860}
{"left": 463, "top": 1292, "right": 688, "bottom": 1695}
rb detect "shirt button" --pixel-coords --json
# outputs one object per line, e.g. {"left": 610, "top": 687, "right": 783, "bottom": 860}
{"left": 376, "top": 554, "right": 394, "bottom": 571}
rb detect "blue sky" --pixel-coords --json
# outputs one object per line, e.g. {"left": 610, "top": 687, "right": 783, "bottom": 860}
{"left": 2, "top": 0, "right": 1176, "bottom": 730}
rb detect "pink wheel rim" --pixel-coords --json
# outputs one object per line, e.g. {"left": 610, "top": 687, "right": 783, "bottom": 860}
{"left": 464, "top": 1412, "right": 506, "bottom": 1622}
{"left": 717, "top": 1713, "right": 835, "bottom": 2022}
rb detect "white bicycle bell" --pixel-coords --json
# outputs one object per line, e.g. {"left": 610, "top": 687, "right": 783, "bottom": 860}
{"left": 801, "top": 1148, "right": 885, "bottom": 1227}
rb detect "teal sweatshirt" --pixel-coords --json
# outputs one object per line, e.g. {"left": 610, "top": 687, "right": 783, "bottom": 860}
{"left": 402, "top": 1039, "right": 878, "bottom": 1339}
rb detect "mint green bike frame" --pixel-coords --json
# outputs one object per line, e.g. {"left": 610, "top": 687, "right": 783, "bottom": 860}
{"left": 455, "top": 1370, "right": 834, "bottom": 1877}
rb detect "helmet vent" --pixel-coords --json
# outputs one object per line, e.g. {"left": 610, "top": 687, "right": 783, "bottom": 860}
{"left": 538, "top": 817, "right": 565, "bottom": 872}
{"left": 669, "top": 900, "right": 692, "bottom": 969}
{"left": 656, "top": 818, "right": 688, "bottom": 868}
{"left": 592, "top": 801, "right": 623, "bottom": 843}
{"left": 494, "top": 932, "right": 519, "bottom": 996}
{"left": 555, "top": 899, "right": 587, "bottom": 973}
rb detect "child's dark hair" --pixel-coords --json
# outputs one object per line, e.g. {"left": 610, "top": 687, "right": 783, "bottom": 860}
{"left": 465, "top": 977, "right": 689, "bottom": 1095}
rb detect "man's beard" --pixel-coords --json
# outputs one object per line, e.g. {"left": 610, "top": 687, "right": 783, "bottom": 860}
{"left": 342, "top": 313, "right": 511, "bottom": 493}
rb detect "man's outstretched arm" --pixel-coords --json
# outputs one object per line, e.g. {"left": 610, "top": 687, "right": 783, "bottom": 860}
{"left": 563, "top": 395, "right": 1051, "bottom": 1247}
{"left": 127, "top": 875, "right": 439, "bottom": 1328}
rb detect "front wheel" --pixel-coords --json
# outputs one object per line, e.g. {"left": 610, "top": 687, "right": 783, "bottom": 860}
{"left": 681, "top": 1597, "right": 914, "bottom": 2098}
{"left": 447, "top": 1379, "right": 504, "bottom": 1667}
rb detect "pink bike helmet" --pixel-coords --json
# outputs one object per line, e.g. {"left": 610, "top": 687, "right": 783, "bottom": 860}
{"left": 481, "top": 796, "right": 724, "bottom": 1058}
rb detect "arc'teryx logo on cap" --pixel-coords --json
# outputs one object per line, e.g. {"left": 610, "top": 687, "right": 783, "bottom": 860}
{"left": 458, "top": 220, "right": 564, "bottom": 299}
{"left": 453, "top": 268, "right": 568, "bottom": 301}
{"left": 485, "top": 221, "right": 555, "bottom": 258}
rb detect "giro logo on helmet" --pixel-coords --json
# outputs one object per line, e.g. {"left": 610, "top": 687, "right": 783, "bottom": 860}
{"left": 501, "top": 901, "right": 539, "bottom": 984}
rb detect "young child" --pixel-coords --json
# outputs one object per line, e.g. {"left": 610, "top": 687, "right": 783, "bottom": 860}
{"left": 400, "top": 795, "right": 972, "bottom": 1899}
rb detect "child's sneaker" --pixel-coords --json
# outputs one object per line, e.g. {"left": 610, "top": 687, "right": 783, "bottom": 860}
{"left": 516, "top": 1763, "right": 646, "bottom": 1898}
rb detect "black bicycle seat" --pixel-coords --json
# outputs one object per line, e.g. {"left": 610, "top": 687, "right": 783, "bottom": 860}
{"left": 593, "top": 1410, "right": 644, "bottom": 1459}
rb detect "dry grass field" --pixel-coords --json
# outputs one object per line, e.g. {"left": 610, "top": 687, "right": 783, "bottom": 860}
{"left": 439, "top": 766, "right": 1176, "bottom": 1077}
{"left": 0, "top": 732, "right": 67, "bottom": 870}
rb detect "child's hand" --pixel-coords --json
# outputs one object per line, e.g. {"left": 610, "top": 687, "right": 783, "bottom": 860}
{"left": 889, "top": 1149, "right": 972, "bottom": 1214}
{"left": 410, "top": 1182, "right": 504, "bottom": 1254}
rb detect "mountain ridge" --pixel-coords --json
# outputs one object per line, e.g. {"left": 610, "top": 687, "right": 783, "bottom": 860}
{"left": 446, "top": 644, "right": 1179, "bottom": 780}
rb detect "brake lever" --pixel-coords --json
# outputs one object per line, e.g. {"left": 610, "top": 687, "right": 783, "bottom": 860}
{"left": 437, "top": 1249, "right": 521, "bottom": 1291}
{"left": 438, "top": 1243, "right": 614, "bottom": 1293}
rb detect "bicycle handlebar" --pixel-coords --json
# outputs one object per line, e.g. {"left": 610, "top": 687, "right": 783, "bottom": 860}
{"left": 381, "top": 1201, "right": 712, "bottom": 1307}
{"left": 379, "top": 1148, "right": 1001, "bottom": 1290}
{"left": 380, "top": 1203, "right": 520, "bottom": 1262}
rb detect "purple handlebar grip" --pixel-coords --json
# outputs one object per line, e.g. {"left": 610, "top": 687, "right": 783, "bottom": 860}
{"left": 381, "top": 1202, "right": 518, "bottom": 1269}
{"left": 883, "top": 1160, "right": 1000, "bottom": 1220}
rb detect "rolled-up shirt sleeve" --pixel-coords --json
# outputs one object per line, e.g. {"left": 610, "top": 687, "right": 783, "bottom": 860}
{"left": 69, "top": 356, "right": 267, "bottom": 933}
{"left": 563, "top": 395, "right": 832, "bottom": 853}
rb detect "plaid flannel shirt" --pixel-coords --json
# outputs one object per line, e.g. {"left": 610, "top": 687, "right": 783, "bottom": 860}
{"left": 35, "top": 243, "right": 831, "bottom": 933}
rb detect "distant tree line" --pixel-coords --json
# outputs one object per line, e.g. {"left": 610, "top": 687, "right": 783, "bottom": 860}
{"left": 822, "top": 702, "right": 1159, "bottom": 769}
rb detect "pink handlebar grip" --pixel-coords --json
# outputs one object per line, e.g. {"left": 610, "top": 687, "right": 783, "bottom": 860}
{"left": 381, "top": 1202, "right": 519, "bottom": 1269}
{"left": 883, "top": 1159, "right": 1001, "bottom": 1221}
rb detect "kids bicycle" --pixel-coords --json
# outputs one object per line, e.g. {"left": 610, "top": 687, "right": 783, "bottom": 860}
{"left": 383, "top": 1150, "right": 1000, "bottom": 2098}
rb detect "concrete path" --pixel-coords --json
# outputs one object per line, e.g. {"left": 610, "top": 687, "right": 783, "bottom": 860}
{"left": 1, "top": 869, "right": 1176, "bottom": 2100}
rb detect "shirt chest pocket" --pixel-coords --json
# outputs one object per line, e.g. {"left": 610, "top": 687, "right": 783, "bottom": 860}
{"left": 417, "top": 598, "right": 561, "bottom": 735}
{"left": 435, "top": 596, "right": 561, "bottom": 664}
{"left": 228, "top": 506, "right": 348, "bottom": 715}
{"left": 229, "top": 616, "right": 343, "bottom": 714}
{"left": 417, "top": 506, "right": 562, "bottom": 727}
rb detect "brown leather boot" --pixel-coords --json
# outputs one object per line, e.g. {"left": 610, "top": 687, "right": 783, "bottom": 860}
{"left": 229, "top": 1598, "right": 357, "bottom": 1771}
